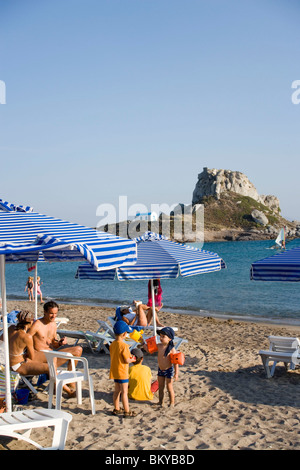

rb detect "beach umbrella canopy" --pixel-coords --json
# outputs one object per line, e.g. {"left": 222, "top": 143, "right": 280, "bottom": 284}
{"left": 76, "top": 231, "right": 226, "bottom": 334}
{"left": 250, "top": 247, "right": 300, "bottom": 282}
{"left": 0, "top": 201, "right": 137, "bottom": 269}
{"left": 0, "top": 199, "right": 137, "bottom": 411}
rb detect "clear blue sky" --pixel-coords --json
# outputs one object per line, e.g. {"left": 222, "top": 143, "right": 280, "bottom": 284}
{"left": 1, "top": 0, "right": 300, "bottom": 227}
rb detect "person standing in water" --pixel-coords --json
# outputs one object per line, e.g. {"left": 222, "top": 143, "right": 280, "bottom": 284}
{"left": 24, "top": 276, "right": 34, "bottom": 301}
{"left": 36, "top": 276, "right": 44, "bottom": 303}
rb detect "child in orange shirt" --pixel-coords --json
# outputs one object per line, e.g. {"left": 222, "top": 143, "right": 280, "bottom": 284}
{"left": 109, "top": 320, "right": 138, "bottom": 418}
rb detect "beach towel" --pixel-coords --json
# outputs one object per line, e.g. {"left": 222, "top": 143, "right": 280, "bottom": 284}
{"left": 7, "top": 310, "right": 20, "bottom": 324}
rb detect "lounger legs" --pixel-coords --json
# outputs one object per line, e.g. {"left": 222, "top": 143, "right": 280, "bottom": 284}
{"left": 88, "top": 375, "right": 96, "bottom": 415}
{"left": 51, "top": 416, "right": 71, "bottom": 450}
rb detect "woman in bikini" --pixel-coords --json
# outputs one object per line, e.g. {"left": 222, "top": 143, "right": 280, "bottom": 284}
{"left": 4, "top": 311, "right": 49, "bottom": 376}
{"left": 1, "top": 310, "right": 77, "bottom": 397}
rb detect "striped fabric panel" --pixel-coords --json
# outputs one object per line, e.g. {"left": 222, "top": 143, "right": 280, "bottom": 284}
{"left": 0, "top": 367, "right": 19, "bottom": 398}
{"left": 117, "top": 264, "right": 179, "bottom": 280}
{"left": 134, "top": 235, "right": 223, "bottom": 278}
{"left": 75, "top": 231, "right": 224, "bottom": 281}
{"left": 0, "top": 210, "right": 137, "bottom": 270}
{"left": 179, "top": 259, "right": 222, "bottom": 276}
{"left": 251, "top": 247, "right": 300, "bottom": 281}
{"left": 0, "top": 199, "right": 33, "bottom": 213}
{"left": 75, "top": 264, "right": 116, "bottom": 280}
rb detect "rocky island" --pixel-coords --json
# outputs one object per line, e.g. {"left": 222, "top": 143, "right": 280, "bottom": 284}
{"left": 100, "top": 167, "right": 300, "bottom": 243}
{"left": 191, "top": 167, "right": 300, "bottom": 242}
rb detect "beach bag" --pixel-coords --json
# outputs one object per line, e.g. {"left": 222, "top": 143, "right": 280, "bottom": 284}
{"left": 0, "top": 365, "right": 20, "bottom": 398}
{"left": 0, "top": 343, "right": 20, "bottom": 398}
{"left": 170, "top": 351, "right": 185, "bottom": 366}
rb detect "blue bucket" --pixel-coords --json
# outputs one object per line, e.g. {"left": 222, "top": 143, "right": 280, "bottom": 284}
{"left": 15, "top": 388, "right": 30, "bottom": 405}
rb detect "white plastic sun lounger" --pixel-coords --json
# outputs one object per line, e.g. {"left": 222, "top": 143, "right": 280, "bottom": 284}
{"left": 57, "top": 329, "right": 105, "bottom": 354}
{"left": 0, "top": 408, "right": 72, "bottom": 450}
{"left": 95, "top": 320, "right": 141, "bottom": 352}
{"left": 58, "top": 321, "right": 140, "bottom": 354}
{"left": 57, "top": 328, "right": 114, "bottom": 354}
{"left": 259, "top": 335, "right": 300, "bottom": 378}
{"left": 107, "top": 318, "right": 187, "bottom": 351}
{"left": 107, "top": 316, "right": 179, "bottom": 332}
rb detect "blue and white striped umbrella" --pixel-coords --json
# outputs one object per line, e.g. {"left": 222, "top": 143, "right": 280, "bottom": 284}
{"left": 0, "top": 199, "right": 137, "bottom": 412}
{"left": 76, "top": 231, "right": 226, "bottom": 336}
{"left": 76, "top": 231, "right": 225, "bottom": 281}
{"left": 0, "top": 203, "right": 137, "bottom": 270}
{"left": 250, "top": 247, "right": 300, "bottom": 282}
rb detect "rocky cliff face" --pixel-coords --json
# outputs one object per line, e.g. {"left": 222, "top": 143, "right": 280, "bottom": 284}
{"left": 192, "top": 168, "right": 280, "bottom": 213}
{"left": 100, "top": 167, "right": 299, "bottom": 242}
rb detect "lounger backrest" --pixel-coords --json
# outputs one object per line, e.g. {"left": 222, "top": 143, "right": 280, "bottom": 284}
{"left": 268, "top": 336, "right": 300, "bottom": 353}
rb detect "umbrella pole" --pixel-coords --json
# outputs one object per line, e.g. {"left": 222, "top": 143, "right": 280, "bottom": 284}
{"left": 34, "top": 262, "right": 38, "bottom": 320}
{"left": 150, "top": 279, "right": 157, "bottom": 338}
{"left": 0, "top": 255, "right": 12, "bottom": 412}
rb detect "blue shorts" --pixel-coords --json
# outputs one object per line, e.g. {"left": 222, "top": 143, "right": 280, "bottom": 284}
{"left": 114, "top": 379, "right": 129, "bottom": 384}
{"left": 158, "top": 366, "right": 174, "bottom": 379}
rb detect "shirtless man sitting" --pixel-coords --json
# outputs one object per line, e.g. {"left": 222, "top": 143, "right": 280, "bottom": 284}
{"left": 28, "top": 300, "right": 83, "bottom": 397}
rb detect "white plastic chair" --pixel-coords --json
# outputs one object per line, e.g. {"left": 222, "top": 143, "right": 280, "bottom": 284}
{"left": 0, "top": 408, "right": 72, "bottom": 450}
{"left": 42, "top": 350, "right": 95, "bottom": 415}
{"left": 55, "top": 317, "right": 69, "bottom": 328}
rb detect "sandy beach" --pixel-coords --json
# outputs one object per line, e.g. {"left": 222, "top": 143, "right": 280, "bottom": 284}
{"left": 1, "top": 299, "right": 300, "bottom": 451}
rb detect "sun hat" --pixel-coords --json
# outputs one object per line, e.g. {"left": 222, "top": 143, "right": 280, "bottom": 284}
{"left": 115, "top": 305, "right": 134, "bottom": 321}
{"left": 120, "top": 305, "right": 134, "bottom": 314}
{"left": 157, "top": 327, "right": 175, "bottom": 340}
{"left": 113, "top": 320, "right": 134, "bottom": 335}
{"left": 157, "top": 327, "right": 175, "bottom": 357}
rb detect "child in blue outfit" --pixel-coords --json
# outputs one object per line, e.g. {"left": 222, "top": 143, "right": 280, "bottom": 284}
{"left": 144, "top": 327, "right": 178, "bottom": 407}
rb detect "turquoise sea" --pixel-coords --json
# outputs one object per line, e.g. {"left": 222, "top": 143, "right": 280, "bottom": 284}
{"left": 3, "top": 239, "right": 300, "bottom": 325}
